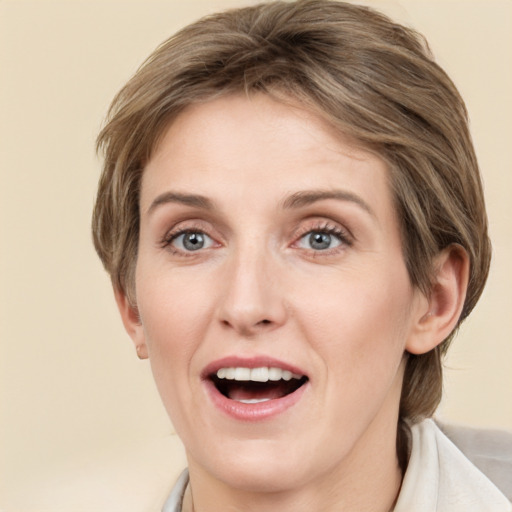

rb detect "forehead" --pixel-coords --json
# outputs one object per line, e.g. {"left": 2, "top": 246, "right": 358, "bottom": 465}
{"left": 141, "top": 93, "right": 395, "bottom": 224}
{"left": 151, "top": 92, "right": 371, "bottom": 161}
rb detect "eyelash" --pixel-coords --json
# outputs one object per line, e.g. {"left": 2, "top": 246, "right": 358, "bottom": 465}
{"left": 159, "top": 220, "right": 352, "bottom": 256}
{"left": 293, "top": 222, "right": 353, "bottom": 253}
{"left": 159, "top": 224, "right": 216, "bottom": 256}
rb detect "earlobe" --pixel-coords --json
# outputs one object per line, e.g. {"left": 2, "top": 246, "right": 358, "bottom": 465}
{"left": 406, "top": 244, "right": 470, "bottom": 355}
{"left": 113, "top": 287, "right": 149, "bottom": 360}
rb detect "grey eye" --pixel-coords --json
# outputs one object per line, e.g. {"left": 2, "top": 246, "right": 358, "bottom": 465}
{"left": 173, "top": 231, "right": 213, "bottom": 251}
{"left": 309, "top": 232, "right": 332, "bottom": 250}
{"left": 298, "top": 230, "right": 342, "bottom": 251}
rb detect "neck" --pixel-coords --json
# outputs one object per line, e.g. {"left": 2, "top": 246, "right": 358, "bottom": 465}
{"left": 183, "top": 419, "right": 403, "bottom": 512}
{"left": 184, "top": 467, "right": 401, "bottom": 512}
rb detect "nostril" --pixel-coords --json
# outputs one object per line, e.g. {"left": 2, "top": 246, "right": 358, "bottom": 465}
{"left": 219, "top": 315, "right": 277, "bottom": 335}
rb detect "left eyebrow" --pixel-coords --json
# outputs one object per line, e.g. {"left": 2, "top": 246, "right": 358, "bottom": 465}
{"left": 282, "top": 190, "right": 375, "bottom": 218}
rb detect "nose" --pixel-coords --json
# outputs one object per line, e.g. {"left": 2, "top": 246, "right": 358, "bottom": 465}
{"left": 217, "top": 247, "right": 287, "bottom": 337}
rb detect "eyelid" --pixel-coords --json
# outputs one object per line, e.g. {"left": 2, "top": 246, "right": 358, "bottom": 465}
{"left": 290, "top": 219, "right": 353, "bottom": 251}
{"left": 157, "top": 217, "right": 353, "bottom": 256}
{"left": 158, "top": 220, "right": 222, "bottom": 254}
{"left": 293, "top": 218, "right": 352, "bottom": 240}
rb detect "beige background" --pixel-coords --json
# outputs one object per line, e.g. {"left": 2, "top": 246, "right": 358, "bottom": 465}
{"left": 1, "top": 0, "right": 511, "bottom": 510}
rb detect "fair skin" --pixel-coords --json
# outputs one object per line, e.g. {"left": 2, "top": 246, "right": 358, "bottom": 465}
{"left": 116, "top": 94, "right": 468, "bottom": 512}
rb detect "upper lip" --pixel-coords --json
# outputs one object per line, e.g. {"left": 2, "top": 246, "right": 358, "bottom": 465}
{"left": 201, "top": 356, "right": 308, "bottom": 380}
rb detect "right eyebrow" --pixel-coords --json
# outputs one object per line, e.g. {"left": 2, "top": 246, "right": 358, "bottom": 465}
{"left": 146, "top": 191, "right": 214, "bottom": 215}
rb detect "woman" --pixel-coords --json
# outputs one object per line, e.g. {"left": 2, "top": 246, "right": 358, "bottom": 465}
{"left": 92, "top": 1, "right": 511, "bottom": 510}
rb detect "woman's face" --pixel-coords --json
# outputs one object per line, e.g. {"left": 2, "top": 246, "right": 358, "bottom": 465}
{"left": 133, "top": 94, "right": 426, "bottom": 492}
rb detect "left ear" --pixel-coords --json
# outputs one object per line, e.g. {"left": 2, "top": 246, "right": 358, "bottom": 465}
{"left": 114, "top": 287, "right": 149, "bottom": 360}
{"left": 406, "top": 244, "right": 470, "bottom": 355}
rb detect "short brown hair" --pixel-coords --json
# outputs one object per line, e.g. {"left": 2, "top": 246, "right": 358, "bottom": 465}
{"left": 93, "top": 0, "right": 491, "bottom": 428}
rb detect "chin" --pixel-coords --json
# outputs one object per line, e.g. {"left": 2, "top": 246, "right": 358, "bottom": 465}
{"left": 215, "top": 456, "right": 311, "bottom": 493}
{"left": 188, "top": 434, "right": 330, "bottom": 494}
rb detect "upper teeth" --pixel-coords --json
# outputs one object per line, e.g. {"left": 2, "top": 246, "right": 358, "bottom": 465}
{"left": 216, "top": 367, "right": 302, "bottom": 382}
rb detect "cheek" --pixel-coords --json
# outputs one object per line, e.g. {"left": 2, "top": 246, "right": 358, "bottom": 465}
{"left": 295, "top": 274, "right": 413, "bottom": 446}
{"left": 294, "top": 268, "right": 413, "bottom": 376}
{"left": 134, "top": 259, "right": 228, "bottom": 404}
{"left": 134, "top": 266, "right": 208, "bottom": 397}
{"left": 136, "top": 261, "right": 214, "bottom": 348}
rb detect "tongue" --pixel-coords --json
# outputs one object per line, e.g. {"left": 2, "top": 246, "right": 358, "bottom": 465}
{"left": 227, "top": 381, "right": 294, "bottom": 401}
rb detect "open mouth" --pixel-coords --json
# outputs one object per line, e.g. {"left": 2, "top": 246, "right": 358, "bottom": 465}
{"left": 210, "top": 367, "right": 309, "bottom": 404}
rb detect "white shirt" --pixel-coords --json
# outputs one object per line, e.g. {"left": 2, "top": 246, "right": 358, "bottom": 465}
{"left": 162, "top": 419, "right": 511, "bottom": 512}
{"left": 394, "top": 419, "right": 511, "bottom": 511}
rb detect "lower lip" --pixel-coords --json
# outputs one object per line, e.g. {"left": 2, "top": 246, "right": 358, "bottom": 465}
{"left": 203, "top": 379, "right": 309, "bottom": 421}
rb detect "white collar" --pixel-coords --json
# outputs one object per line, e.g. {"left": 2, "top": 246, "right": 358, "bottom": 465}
{"left": 162, "top": 469, "right": 188, "bottom": 512}
{"left": 394, "top": 419, "right": 511, "bottom": 511}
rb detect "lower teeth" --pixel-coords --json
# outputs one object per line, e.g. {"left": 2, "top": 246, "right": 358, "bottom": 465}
{"left": 235, "top": 398, "right": 271, "bottom": 404}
